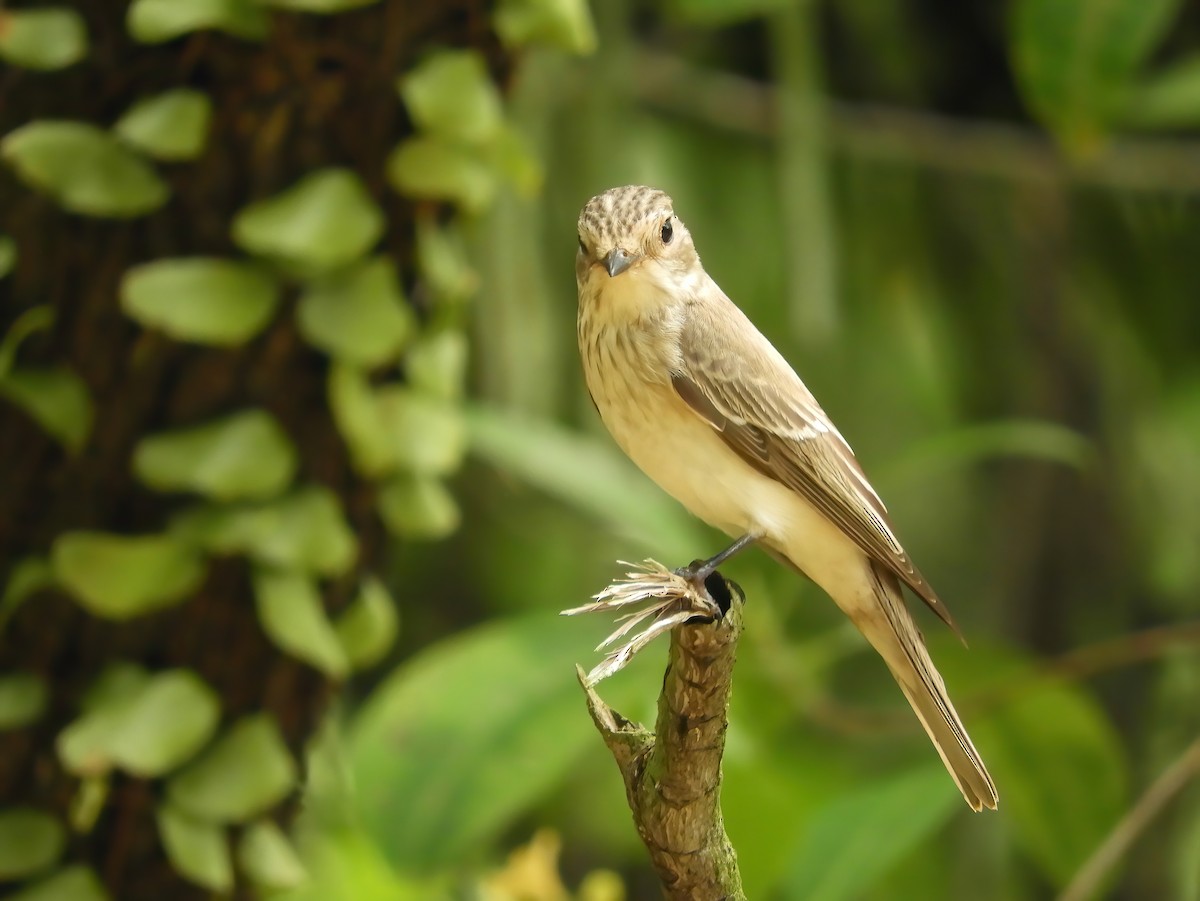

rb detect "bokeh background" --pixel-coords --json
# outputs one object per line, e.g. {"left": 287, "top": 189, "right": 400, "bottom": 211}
{"left": 2, "top": 0, "right": 1199, "bottom": 899}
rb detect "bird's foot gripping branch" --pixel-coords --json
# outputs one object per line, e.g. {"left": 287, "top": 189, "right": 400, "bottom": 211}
{"left": 566, "top": 561, "right": 747, "bottom": 901}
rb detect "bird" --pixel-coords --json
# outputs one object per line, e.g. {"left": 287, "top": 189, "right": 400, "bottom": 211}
{"left": 574, "top": 184, "right": 997, "bottom": 811}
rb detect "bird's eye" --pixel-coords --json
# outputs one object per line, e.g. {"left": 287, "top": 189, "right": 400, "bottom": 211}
{"left": 661, "top": 219, "right": 674, "bottom": 245}
{"left": 578, "top": 235, "right": 586, "bottom": 253}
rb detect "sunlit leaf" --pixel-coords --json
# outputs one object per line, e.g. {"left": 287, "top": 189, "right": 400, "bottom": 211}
{"left": 377, "top": 474, "right": 460, "bottom": 541}
{"left": 494, "top": 0, "right": 597, "bottom": 54}
{"left": 133, "top": 409, "right": 297, "bottom": 501}
{"left": 126, "top": 0, "right": 268, "bottom": 43}
{"left": 1, "top": 121, "right": 168, "bottom": 218}
{"left": 59, "top": 669, "right": 220, "bottom": 778}
{"left": 377, "top": 387, "right": 467, "bottom": 476}
{"left": 0, "top": 8, "right": 88, "bottom": 71}
{"left": 170, "top": 486, "right": 358, "bottom": 577}
{"left": 386, "top": 137, "right": 497, "bottom": 213}
{"left": 51, "top": 532, "right": 203, "bottom": 620}
{"left": 114, "top": 89, "right": 212, "bottom": 161}
{"left": 120, "top": 257, "right": 280, "bottom": 346}
{"left": 168, "top": 714, "right": 297, "bottom": 823}
{"left": 350, "top": 613, "right": 658, "bottom": 871}
{"left": 8, "top": 866, "right": 110, "bottom": 901}
{"left": 407, "top": 331, "right": 468, "bottom": 400}
{"left": 1010, "top": 0, "right": 1184, "bottom": 147}
{"left": 335, "top": 576, "right": 400, "bottom": 670}
{"left": 286, "top": 825, "right": 451, "bottom": 901}
{"left": 1122, "top": 54, "right": 1200, "bottom": 129}
{"left": 157, "top": 803, "right": 232, "bottom": 892}
{"left": 238, "top": 819, "right": 308, "bottom": 890}
{"left": 489, "top": 125, "right": 543, "bottom": 196}
{"left": 328, "top": 364, "right": 394, "bottom": 477}
{"left": 253, "top": 568, "right": 349, "bottom": 679}
{"left": 0, "top": 367, "right": 92, "bottom": 453}
{"left": 0, "top": 234, "right": 15, "bottom": 279}
{"left": 297, "top": 257, "right": 416, "bottom": 367}
{"left": 232, "top": 168, "right": 384, "bottom": 275}
{"left": 415, "top": 214, "right": 478, "bottom": 302}
{"left": 783, "top": 765, "right": 960, "bottom": 900}
{"left": 400, "top": 51, "right": 504, "bottom": 145}
{"left": 466, "top": 405, "right": 705, "bottom": 560}
{"left": 0, "top": 672, "right": 48, "bottom": 730}
{"left": 0, "top": 808, "right": 64, "bottom": 879}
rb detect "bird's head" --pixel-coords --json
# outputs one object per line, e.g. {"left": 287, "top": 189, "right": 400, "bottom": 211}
{"left": 576, "top": 185, "right": 699, "bottom": 291}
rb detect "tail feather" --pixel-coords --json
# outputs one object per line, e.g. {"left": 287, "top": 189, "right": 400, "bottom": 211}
{"left": 862, "top": 566, "right": 998, "bottom": 811}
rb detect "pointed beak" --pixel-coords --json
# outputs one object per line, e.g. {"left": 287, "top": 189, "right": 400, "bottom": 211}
{"left": 604, "top": 248, "right": 638, "bottom": 278}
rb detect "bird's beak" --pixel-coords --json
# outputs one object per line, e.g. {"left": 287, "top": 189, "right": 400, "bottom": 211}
{"left": 604, "top": 248, "right": 638, "bottom": 278}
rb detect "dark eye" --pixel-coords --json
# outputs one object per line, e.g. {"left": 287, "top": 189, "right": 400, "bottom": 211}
{"left": 661, "top": 219, "right": 674, "bottom": 245}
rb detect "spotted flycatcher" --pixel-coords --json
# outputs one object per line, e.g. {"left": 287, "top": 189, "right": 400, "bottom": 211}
{"left": 575, "top": 184, "right": 997, "bottom": 811}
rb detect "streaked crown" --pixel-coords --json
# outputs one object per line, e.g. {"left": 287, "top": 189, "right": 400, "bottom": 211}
{"left": 578, "top": 185, "right": 673, "bottom": 249}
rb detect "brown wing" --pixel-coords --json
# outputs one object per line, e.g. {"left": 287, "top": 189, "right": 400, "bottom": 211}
{"left": 672, "top": 302, "right": 963, "bottom": 639}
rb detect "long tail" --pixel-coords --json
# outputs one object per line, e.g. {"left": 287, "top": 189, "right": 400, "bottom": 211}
{"left": 856, "top": 565, "right": 998, "bottom": 811}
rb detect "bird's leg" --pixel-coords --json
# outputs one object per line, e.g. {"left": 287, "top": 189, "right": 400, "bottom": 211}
{"left": 675, "top": 533, "right": 758, "bottom": 589}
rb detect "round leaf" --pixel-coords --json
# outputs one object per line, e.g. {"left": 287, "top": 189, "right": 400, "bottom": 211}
{"left": 0, "top": 672, "right": 48, "bottom": 731}
{"left": 157, "top": 803, "right": 232, "bottom": 892}
{"left": 115, "top": 89, "right": 212, "bottom": 161}
{"left": 377, "top": 387, "right": 466, "bottom": 475}
{"left": 168, "top": 715, "right": 297, "bottom": 823}
{"left": 121, "top": 257, "right": 280, "bottom": 346}
{"left": 0, "top": 234, "right": 16, "bottom": 279}
{"left": 126, "top": 0, "right": 268, "bottom": 44}
{"left": 170, "top": 485, "right": 358, "bottom": 577}
{"left": 232, "top": 168, "right": 384, "bottom": 274}
{"left": 52, "top": 531, "right": 204, "bottom": 620}
{"left": 415, "top": 214, "right": 478, "bottom": 301}
{"left": 328, "top": 364, "right": 394, "bottom": 477}
{"left": 386, "top": 137, "right": 496, "bottom": 213}
{"left": 1, "top": 121, "right": 168, "bottom": 218}
{"left": 297, "top": 257, "right": 415, "bottom": 366}
{"left": 494, "top": 0, "right": 597, "bottom": 54}
{"left": 0, "top": 366, "right": 92, "bottom": 453}
{"left": 238, "top": 820, "right": 307, "bottom": 890}
{"left": 406, "top": 330, "right": 467, "bottom": 400}
{"left": 0, "top": 809, "right": 65, "bottom": 879}
{"left": 133, "top": 409, "right": 297, "bottom": 501}
{"left": 7, "top": 866, "right": 109, "bottom": 901}
{"left": 335, "top": 576, "right": 400, "bottom": 670}
{"left": 400, "top": 51, "right": 503, "bottom": 144}
{"left": 0, "top": 8, "right": 88, "bottom": 71}
{"left": 377, "top": 474, "right": 460, "bottom": 541}
{"left": 252, "top": 568, "right": 349, "bottom": 679}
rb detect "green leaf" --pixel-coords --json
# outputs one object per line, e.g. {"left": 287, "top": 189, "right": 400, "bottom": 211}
{"left": 0, "top": 808, "right": 65, "bottom": 879}
{"left": 59, "top": 669, "right": 220, "bottom": 778}
{"left": 157, "top": 803, "right": 232, "bottom": 892}
{"left": 0, "top": 306, "right": 54, "bottom": 379}
{"left": 1010, "top": 0, "right": 1185, "bottom": 147}
{"left": 114, "top": 89, "right": 212, "bottom": 161}
{"left": 120, "top": 257, "right": 280, "bottom": 346}
{"left": 783, "top": 765, "right": 960, "bottom": 900}
{"left": 406, "top": 330, "right": 468, "bottom": 400}
{"left": 256, "top": 0, "right": 378, "bottom": 10}
{"left": 168, "top": 714, "right": 297, "bottom": 823}
{"left": 399, "top": 51, "right": 503, "bottom": 145}
{"left": 415, "top": 214, "right": 478, "bottom": 302}
{"left": 1122, "top": 54, "right": 1200, "bottom": 128}
{"left": 377, "top": 387, "right": 467, "bottom": 476}
{"left": 238, "top": 820, "right": 307, "bottom": 890}
{"left": 134, "top": 409, "right": 297, "bottom": 501}
{"left": 0, "top": 366, "right": 92, "bottom": 453}
{"left": 52, "top": 531, "right": 204, "bottom": 620}
{"left": 335, "top": 577, "right": 400, "bottom": 670}
{"left": 328, "top": 364, "right": 394, "bottom": 477}
{"left": 126, "top": 0, "right": 269, "bottom": 43}
{"left": 494, "top": 0, "right": 597, "bottom": 54}
{"left": 297, "top": 257, "right": 416, "bottom": 367}
{"left": 0, "top": 234, "right": 15, "bottom": 279}
{"left": 466, "top": 404, "right": 706, "bottom": 560}
{"left": 232, "top": 168, "right": 384, "bottom": 275}
{"left": 8, "top": 866, "right": 110, "bottom": 901}
{"left": 0, "top": 8, "right": 88, "bottom": 71}
{"left": 1, "top": 121, "right": 168, "bottom": 218}
{"left": 377, "top": 474, "right": 460, "bottom": 541}
{"left": 171, "top": 486, "right": 358, "bottom": 577}
{"left": 891, "top": 418, "right": 1096, "bottom": 479}
{"left": 489, "top": 125, "right": 542, "bottom": 196}
{"left": 0, "top": 557, "right": 54, "bottom": 629}
{"left": 350, "top": 614, "right": 658, "bottom": 871}
{"left": 252, "top": 568, "right": 349, "bottom": 679}
{"left": 0, "top": 672, "right": 48, "bottom": 730}
{"left": 386, "top": 137, "right": 497, "bottom": 213}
